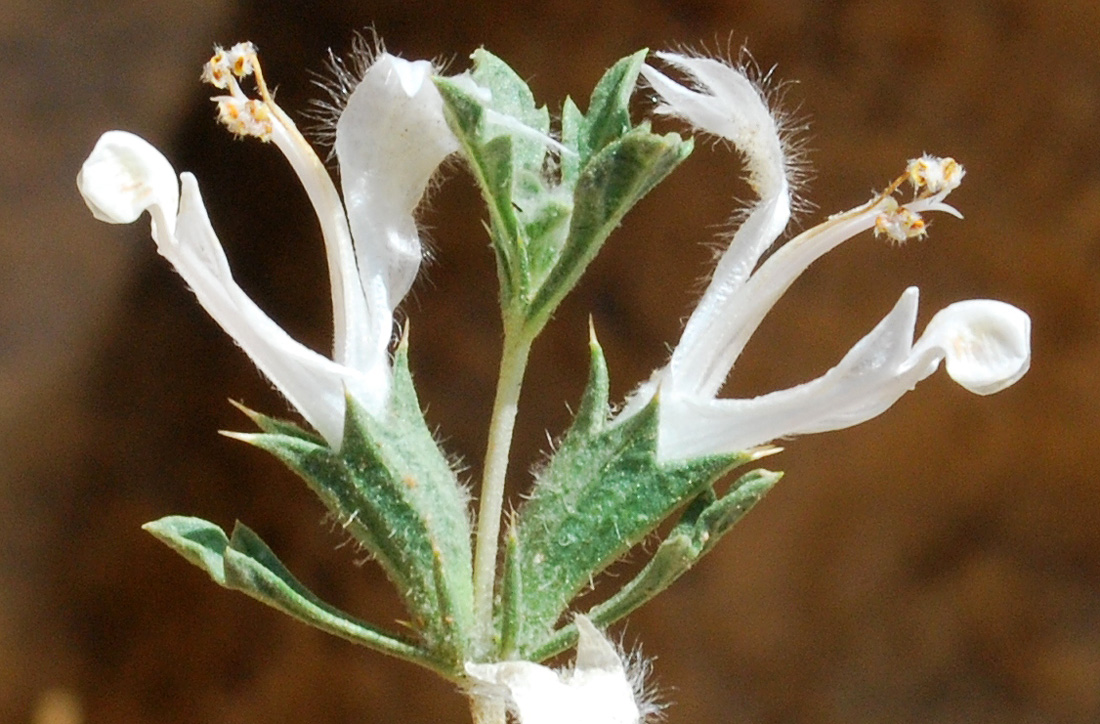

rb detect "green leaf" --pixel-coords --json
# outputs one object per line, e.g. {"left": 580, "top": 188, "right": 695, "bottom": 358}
{"left": 577, "top": 49, "right": 648, "bottom": 166}
{"left": 143, "top": 516, "right": 456, "bottom": 677}
{"left": 526, "top": 468, "right": 781, "bottom": 661}
{"left": 439, "top": 49, "right": 692, "bottom": 333}
{"left": 522, "top": 50, "right": 692, "bottom": 331}
{"left": 143, "top": 514, "right": 231, "bottom": 584}
{"left": 436, "top": 50, "right": 555, "bottom": 308}
{"left": 526, "top": 126, "right": 692, "bottom": 330}
{"left": 435, "top": 77, "right": 522, "bottom": 303}
{"left": 503, "top": 333, "right": 752, "bottom": 655}
{"left": 466, "top": 48, "right": 550, "bottom": 171}
{"left": 226, "top": 336, "right": 474, "bottom": 665}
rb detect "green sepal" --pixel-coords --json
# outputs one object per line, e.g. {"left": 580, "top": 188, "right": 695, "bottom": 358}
{"left": 526, "top": 468, "right": 782, "bottom": 661}
{"left": 560, "top": 96, "right": 584, "bottom": 189}
{"left": 142, "top": 516, "right": 456, "bottom": 677}
{"left": 503, "top": 331, "right": 752, "bottom": 655}
{"left": 227, "top": 399, "right": 325, "bottom": 444}
{"left": 497, "top": 525, "right": 523, "bottom": 659}
{"left": 225, "top": 337, "right": 474, "bottom": 665}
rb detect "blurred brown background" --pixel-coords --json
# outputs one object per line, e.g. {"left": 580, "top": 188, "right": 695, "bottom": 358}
{"left": 2, "top": 1, "right": 1096, "bottom": 722}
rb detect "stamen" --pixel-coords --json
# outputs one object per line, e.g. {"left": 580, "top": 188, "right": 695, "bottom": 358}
{"left": 874, "top": 197, "right": 927, "bottom": 243}
{"left": 203, "top": 42, "right": 257, "bottom": 90}
{"left": 214, "top": 97, "right": 273, "bottom": 140}
{"left": 225, "top": 42, "right": 257, "bottom": 79}
{"left": 907, "top": 155, "right": 964, "bottom": 196}
{"left": 202, "top": 49, "right": 233, "bottom": 90}
{"left": 203, "top": 43, "right": 286, "bottom": 142}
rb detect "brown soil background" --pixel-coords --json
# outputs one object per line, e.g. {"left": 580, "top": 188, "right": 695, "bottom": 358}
{"left": 3, "top": 1, "right": 1097, "bottom": 722}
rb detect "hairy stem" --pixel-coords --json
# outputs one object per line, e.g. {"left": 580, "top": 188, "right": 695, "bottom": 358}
{"left": 472, "top": 320, "right": 534, "bottom": 657}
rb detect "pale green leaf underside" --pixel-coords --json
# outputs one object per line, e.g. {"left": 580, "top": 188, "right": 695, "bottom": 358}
{"left": 143, "top": 515, "right": 457, "bottom": 677}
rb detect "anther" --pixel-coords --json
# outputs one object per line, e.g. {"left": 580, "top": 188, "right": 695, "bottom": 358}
{"left": 874, "top": 198, "right": 927, "bottom": 243}
{"left": 214, "top": 97, "right": 273, "bottom": 140}
{"left": 907, "top": 155, "right": 964, "bottom": 196}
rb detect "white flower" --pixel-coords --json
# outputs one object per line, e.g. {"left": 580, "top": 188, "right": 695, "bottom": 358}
{"left": 77, "top": 43, "right": 457, "bottom": 447}
{"left": 465, "top": 617, "right": 645, "bottom": 724}
{"left": 627, "top": 52, "right": 1031, "bottom": 461}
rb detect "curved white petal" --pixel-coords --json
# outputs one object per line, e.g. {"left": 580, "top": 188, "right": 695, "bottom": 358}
{"left": 641, "top": 54, "right": 794, "bottom": 399}
{"left": 641, "top": 53, "right": 785, "bottom": 199}
{"left": 637, "top": 58, "right": 969, "bottom": 403}
{"left": 911, "top": 299, "right": 1031, "bottom": 395}
{"left": 465, "top": 617, "right": 640, "bottom": 724}
{"left": 659, "top": 288, "right": 921, "bottom": 459}
{"left": 336, "top": 53, "right": 458, "bottom": 309}
{"left": 78, "top": 131, "right": 179, "bottom": 229}
{"left": 656, "top": 289, "right": 1031, "bottom": 460}
{"left": 165, "top": 174, "right": 372, "bottom": 446}
{"left": 79, "top": 129, "right": 392, "bottom": 446}
{"left": 670, "top": 186, "right": 790, "bottom": 397}
{"left": 671, "top": 190, "right": 961, "bottom": 400}
{"left": 262, "top": 114, "right": 373, "bottom": 376}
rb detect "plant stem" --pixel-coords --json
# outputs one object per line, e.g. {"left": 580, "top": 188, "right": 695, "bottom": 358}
{"left": 472, "top": 320, "right": 533, "bottom": 657}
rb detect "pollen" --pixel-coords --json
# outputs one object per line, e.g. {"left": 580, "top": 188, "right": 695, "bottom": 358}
{"left": 874, "top": 198, "right": 927, "bottom": 244}
{"left": 226, "top": 42, "right": 257, "bottom": 78}
{"left": 215, "top": 97, "right": 273, "bottom": 140}
{"left": 203, "top": 42, "right": 258, "bottom": 91}
{"left": 202, "top": 50, "right": 231, "bottom": 89}
{"left": 907, "top": 155, "right": 965, "bottom": 196}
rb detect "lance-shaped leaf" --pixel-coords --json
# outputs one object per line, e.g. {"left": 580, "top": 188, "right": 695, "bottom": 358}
{"left": 526, "top": 468, "right": 781, "bottom": 661}
{"left": 143, "top": 516, "right": 456, "bottom": 676}
{"left": 226, "top": 337, "right": 474, "bottom": 665}
{"left": 435, "top": 49, "right": 556, "bottom": 307}
{"left": 502, "top": 332, "right": 752, "bottom": 655}
{"left": 526, "top": 123, "right": 691, "bottom": 330}
{"left": 560, "top": 49, "right": 647, "bottom": 186}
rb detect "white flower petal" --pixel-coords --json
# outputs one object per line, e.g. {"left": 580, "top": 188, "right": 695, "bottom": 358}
{"left": 668, "top": 188, "right": 960, "bottom": 401}
{"left": 656, "top": 289, "right": 1031, "bottom": 460}
{"left": 911, "top": 299, "right": 1031, "bottom": 395}
{"left": 641, "top": 53, "right": 785, "bottom": 199}
{"left": 632, "top": 52, "right": 1026, "bottom": 463}
{"left": 641, "top": 54, "right": 795, "bottom": 399}
{"left": 166, "top": 174, "right": 370, "bottom": 446}
{"left": 336, "top": 53, "right": 459, "bottom": 309}
{"left": 465, "top": 617, "right": 640, "bottom": 724}
{"left": 573, "top": 615, "right": 629, "bottom": 674}
{"left": 78, "top": 131, "right": 179, "bottom": 229}
{"left": 77, "top": 130, "right": 371, "bottom": 447}
{"left": 670, "top": 187, "right": 790, "bottom": 397}
{"left": 658, "top": 288, "right": 922, "bottom": 459}
{"left": 262, "top": 113, "right": 374, "bottom": 378}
